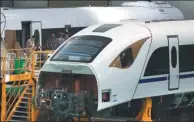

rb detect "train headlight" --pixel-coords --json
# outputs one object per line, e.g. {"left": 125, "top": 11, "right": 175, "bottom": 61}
{"left": 102, "top": 89, "right": 111, "bottom": 102}
{"left": 53, "top": 95, "right": 57, "bottom": 99}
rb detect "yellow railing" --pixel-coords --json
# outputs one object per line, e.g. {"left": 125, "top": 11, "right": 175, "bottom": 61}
{"left": 1, "top": 48, "right": 153, "bottom": 122}
{"left": 1, "top": 48, "right": 54, "bottom": 122}
{"left": 32, "top": 50, "right": 54, "bottom": 79}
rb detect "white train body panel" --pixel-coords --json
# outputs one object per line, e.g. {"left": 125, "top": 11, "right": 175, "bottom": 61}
{"left": 41, "top": 20, "right": 194, "bottom": 111}
{"left": 1, "top": 1, "right": 184, "bottom": 39}
{"left": 41, "top": 22, "right": 151, "bottom": 110}
{"left": 80, "top": 24, "right": 152, "bottom": 110}
{"left": 134, "top": 20, "right": 194, "bottom": 99}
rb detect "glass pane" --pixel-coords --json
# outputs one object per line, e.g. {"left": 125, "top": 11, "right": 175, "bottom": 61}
{"left": 120, "top": 48, "right": 133, "bottom": 68}
{"left": 171, "top": 46, "right": 177, "bottom": 68}
{"left": 179, "top": 45, "right": 194, "bottom": 72}
{"left": 51, "top": 35, "right": 111, "bottom": 63}
{"left": 144, "top": 47, "right": 169, "bottom": 76}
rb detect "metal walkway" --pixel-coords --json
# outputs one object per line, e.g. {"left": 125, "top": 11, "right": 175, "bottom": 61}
{"left": 1, "top": 49, "right": 152, "bottom": 122}
{"left": 1, "top": 49, "right": 53, "bottom": 122}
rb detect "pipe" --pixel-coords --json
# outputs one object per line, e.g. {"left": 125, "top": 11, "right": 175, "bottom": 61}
{"left": 75, "top": 80, "right": 80, "bottom": 94}
{"left": 55, "top": 80, "right": 59, "bottom": 88}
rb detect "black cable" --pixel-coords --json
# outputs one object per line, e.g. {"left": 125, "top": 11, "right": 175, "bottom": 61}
{"left": 0, "top": 11, "right": 6, "bottom": 36}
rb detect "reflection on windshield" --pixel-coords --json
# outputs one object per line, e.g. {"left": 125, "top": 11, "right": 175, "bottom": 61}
{"left": 51, "top": 35, "right": 112, "bottom": 63}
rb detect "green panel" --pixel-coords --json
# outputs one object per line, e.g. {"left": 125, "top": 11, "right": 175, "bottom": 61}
{"left": 14, "top": 58, "right": 26, "bottom": 74}
{"left": 6, "top": 86, "right": 25, "bottom": 96}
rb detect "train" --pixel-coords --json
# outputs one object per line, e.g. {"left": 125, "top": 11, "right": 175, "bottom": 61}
{"left": 1, "top": 1, "right": 184, "bottom": 49}
{"left": 34, "top": 20, "right": 194, "bottom": 121}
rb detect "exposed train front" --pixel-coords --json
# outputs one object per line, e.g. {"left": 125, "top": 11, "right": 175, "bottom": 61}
{"left": 34, "top": 23, "right": 152, "bottom": 119}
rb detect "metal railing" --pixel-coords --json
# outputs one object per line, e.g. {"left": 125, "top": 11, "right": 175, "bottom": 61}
{"left": 1, "top": 48, "right": 54, "bottom": 121}
{"left": 32, "top": 50, "right": 54, "bottom": 79}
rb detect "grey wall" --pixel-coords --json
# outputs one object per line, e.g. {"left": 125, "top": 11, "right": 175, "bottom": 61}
{"left": 1, "top": 0, "right": 14, "bottom": 7}
{"left": 109, "top": 0, "right": 194, "bottom": 19}
{"left": 13, "top": 0, "right": 48, "bottom": 8}
{"left": 167, "top": 1, "right": 194, "bottom": 19}
{"left": 2, "top": 0, "right": 109, "bottom": 8}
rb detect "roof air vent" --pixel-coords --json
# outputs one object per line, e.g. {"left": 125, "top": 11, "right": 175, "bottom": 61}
{"left": 93, "top": 24, "right": 121, "bottom": 33}
{"left": 121, "top": 1, "right": 172, "bottom": 8}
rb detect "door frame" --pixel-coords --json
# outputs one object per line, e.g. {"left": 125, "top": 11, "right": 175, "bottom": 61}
{"left": 31, "top": 21, "right": 43, "bottom": 47}
{"left": 21, "top": 21, "right": 31, "bottom": 48}
{"left": 167, "top": 35, "right": 180, "bottom": 91}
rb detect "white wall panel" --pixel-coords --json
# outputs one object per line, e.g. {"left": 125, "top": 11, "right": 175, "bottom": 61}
{"left": 48, "top": 0, "right": 108, "bottom": 7}
{"left": 167, "top": 1, "right": 194, "bottom": 19}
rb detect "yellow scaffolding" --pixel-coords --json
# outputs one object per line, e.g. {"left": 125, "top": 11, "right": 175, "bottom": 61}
{"left": 0, "top": 48, "right": 54, "bottom": 121}
{"left": 0, "top": 48, "right": 152, "bottom": 122}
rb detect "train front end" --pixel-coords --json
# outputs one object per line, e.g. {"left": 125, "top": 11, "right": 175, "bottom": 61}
{"left": 34, "top": 35, "right": 113, "bottom": 120}
{"left": 34, "top": 23, "right": 152, "bottom": 120}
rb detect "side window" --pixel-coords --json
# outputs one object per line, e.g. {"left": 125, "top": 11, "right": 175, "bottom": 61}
{"left": 34, "top": 29, "right": 40, "bottom": 45}
{"left": 120, "top": 48, "right": 133, "bottom": 68}
{"left": 109, "top": 39, "right": 147, "bottom": 69}
{"left": 144, "top": 47, "right": 169, "bottom": 76}
{"left": 179, "top": 45, "right": 194, "bottom": 72}
{"left": 171, "top": 46, "right": 177, "bottom": 68}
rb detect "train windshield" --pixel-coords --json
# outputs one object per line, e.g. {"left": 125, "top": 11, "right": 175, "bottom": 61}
{"left": 51, "top": 35, "right": 112, "bottom": 63}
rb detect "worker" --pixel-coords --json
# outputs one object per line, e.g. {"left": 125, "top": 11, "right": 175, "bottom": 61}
{"left": 50, "top": 33, "right": 57, "bottom": 50}
{"left": 45, "top": 33, "right": 56, "bottom": 50}
{"left": 56, "top": 32, "right": 65, "bottom": 49}
{"left": 26, "top": 35, "right": 36, "bottom": 57}
{"left": 64, "top": 31, "right": 69, "bottom": 40}
{"left": 35, "top": 43, "right": 42, "bottom": 51}
{"left": 25, "top": 35, "right": 36, "bottom": 71}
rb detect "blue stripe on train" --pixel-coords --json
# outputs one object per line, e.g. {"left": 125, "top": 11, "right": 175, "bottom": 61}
{"left": 139, "top": 76, "right": 167, "bottom": 84}
{"left": 179, "top": 74, "right": 194, "bottom": 79}
{"left": 139, "top": 73, "right": 194, "bottom": 84}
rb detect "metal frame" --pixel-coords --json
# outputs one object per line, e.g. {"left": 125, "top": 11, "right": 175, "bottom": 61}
{"left": 1, "top": 48, "right": 152, "bottom": 121}
{"left": 1, "top": 49, "right": 53, "bottom": 122}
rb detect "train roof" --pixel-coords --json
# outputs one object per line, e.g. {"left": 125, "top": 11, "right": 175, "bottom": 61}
{"left": 1, "top": 1, "right": 184, "bottom": 30}
{"left": 74, "top": 19, "right": 194, "bottom": 43}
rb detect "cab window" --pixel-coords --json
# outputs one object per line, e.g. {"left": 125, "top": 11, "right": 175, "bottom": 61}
{"left": 50, "top": 35, "right": 112, "bottom": 63}
{"left": 120, "top": 48, "right": 133, "bottom": 68}
{"left": 109, "top": 38, "right": 148, "bottom": 69}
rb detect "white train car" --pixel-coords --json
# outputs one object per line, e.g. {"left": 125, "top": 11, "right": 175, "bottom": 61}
{"left": 35, "top": 20, "right": 194, "bottom": 121}
{"left": 1, "top": 1, "right": 184, "bottom": 48}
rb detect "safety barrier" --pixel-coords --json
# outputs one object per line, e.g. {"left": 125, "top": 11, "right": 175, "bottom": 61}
{"left": 32, "top": 50, "right": 54, "bottom": 80}
{"left": 1, "top": 48, "right": 152, "bottom": 122}
{"left": 0, "top": 48, "right": 54, "bottom": 122}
